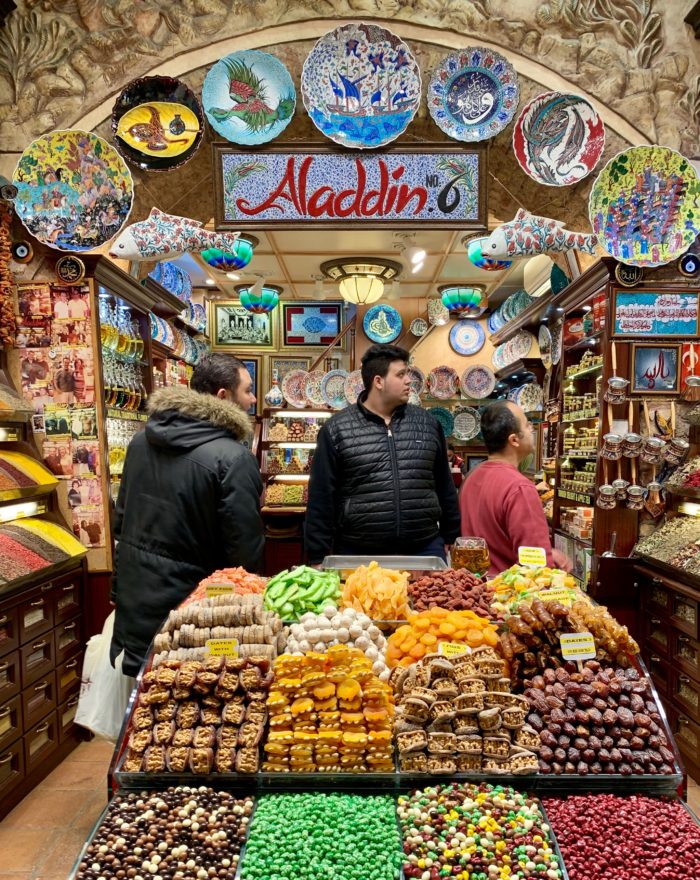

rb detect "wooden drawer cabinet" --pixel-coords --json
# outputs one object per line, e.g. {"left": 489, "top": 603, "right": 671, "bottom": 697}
{"left": 21, "top": 672, "right": 57, "bottom": 730}
{"left": 0, "top": 650, "right": 20, "bottom": 702}
{"left": 670, "top": 591, "right": 698, "bottom": 639}
{"left": 645, "top": 650, "right": 670, "bottom": 698}
{"left": 0, "top": 737, "right": 24, "bottom": 801}
{"left": 20, "top": 634, "right": 54, "bottom": 688}
{"left": 0, "top": 606, "right": 19, "bottom": 657}
{"left": 58, "top": 694, "right": 80, "bottom": 743}
{"left": 0, "top": 695, "right": 21, "bottom": 753}
{"left": 666, "top": 704, "right": 700, "bottom": 780}
{"left": 17, "top": 589, "right": 53, "bottom": 645}
{"left": 647, "top": 579, "right": 671, "bottom": 614}
{"left": 671, "top": 668, "right": 700, "bottom": 721}
{"left": 52, "top": 575, "right": 81, "bottom": 624}
{"left": 23, "top": 712, "right": 58, "bottom": 774}
{"left": 57, "top": 651, "right": 82, "bottom": 703}
{"left": 673, "top": 630, "right": 700, "bottom": 683}
{"left": 54, "top": 616, "right": 80, "bottom": 665}
{"left": 644, "top": 614, "right": 671, "bottom": 658}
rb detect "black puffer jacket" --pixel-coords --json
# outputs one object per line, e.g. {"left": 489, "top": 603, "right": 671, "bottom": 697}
{"left": 110, "top": 386, "right": 263, "bottom": 675}
{"left": 305, "top": 396, "right": 460, "bottom": 563}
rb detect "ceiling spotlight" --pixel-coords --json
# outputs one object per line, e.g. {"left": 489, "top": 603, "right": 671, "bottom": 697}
{"left": 205, "top": 278, "right": 215, "bottom": 286}
{"left": 406, "top": 245, "right": 426, "bottom": 265}
{"left": 411, "top": 258, "right": 425, "bottom": 275}
{"left": 226, "top": 272, "right": 240, "bottom": 281}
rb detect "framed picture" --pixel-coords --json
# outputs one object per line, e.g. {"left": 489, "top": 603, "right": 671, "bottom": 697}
{"left": 631, "top": 343, "right": 681, "bottom": 395}
{"left": 239, "top": 355, "right": 261, "bottom": 415}
{"left": 210, "top": 301, "right": 277, "bottom": 351}
{"left": 282, "top": 302, "right": 344, "bottom": 348}
{"left": 466, "top": 454, "right": 487, "bottom": 472}
{"left": 612, "top": 289, "right": 700, "bottom": 337}
{"left": 268, "top": 356, "right": 311, "bottom": 386}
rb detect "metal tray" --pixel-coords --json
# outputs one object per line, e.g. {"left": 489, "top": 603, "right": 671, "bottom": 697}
{"left": 322, "top": 555, "right": 447, "bottom": 573}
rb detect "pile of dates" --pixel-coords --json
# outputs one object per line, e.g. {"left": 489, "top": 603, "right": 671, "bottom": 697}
{"left": 499, "top": 599, "right": 575, "bottom": 688}
{"left": 524, "top": 661, "right": 676, "bottom": 776}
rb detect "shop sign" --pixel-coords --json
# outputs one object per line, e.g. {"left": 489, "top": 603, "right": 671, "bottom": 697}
{"left": 213, "top": 144, "right": 486, "bottom": 230}
{"left": 612, "top": 289, "right": 700, "bottom": 337}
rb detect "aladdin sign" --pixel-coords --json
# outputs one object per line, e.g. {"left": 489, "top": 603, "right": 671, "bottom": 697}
{"left": 213, "top": 145, "right": 486, "bottom": 230}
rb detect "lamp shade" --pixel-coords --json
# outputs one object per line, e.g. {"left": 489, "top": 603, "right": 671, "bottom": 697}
{"left": 338, "top": 274, "right": 384, "bottom": 305}
{"left": 237, "top": 284, "right": 281, "bottom": 313}
{"left": 201, "top": 235, "right": 256, "bottom": 272}
{"left": 440, "top": 286, "right": 486, "bottom": 318}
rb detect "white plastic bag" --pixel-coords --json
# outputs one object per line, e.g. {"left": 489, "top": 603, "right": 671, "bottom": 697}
{"left": 75, "top": 610, "right": 135, "bottom": 741}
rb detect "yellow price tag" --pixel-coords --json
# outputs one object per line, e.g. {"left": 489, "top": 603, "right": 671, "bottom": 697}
{"left": 559, "top": 632, "right": 596, "bottom": 661}
{"left": 518, "top": 546, "right": 548, "bottom": 567}
{"left": 205, "top": 583, "right": 235, "bottom": 598}
{"left": 536, "top": 587, "right": 577, "bottom": 606}
{"left": 205, "top": 638, "right": 239, "bottom": 657}
{"left": 438, "top": 642, "right": 470, "bottom": 658}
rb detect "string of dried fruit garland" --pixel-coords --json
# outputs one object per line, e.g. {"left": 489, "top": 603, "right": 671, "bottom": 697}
{"left": 0, "top": 204, "right": 17, "bottom": 347}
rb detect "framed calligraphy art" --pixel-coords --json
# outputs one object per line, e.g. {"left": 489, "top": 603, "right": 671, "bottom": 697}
{"left": 612, "top": 289, "right": 700, "bottom": 338}
{"left": 631, "top": 343, "right": 681, "bottom": 395}
{"left": 281, "top": 302, "right": 344, "bottom": 349}
{"left": 213, "top": 143, "right": 487, "bottom": 230}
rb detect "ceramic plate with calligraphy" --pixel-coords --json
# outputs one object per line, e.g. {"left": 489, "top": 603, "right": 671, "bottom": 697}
{"left": 363, "top": 304, "right": 402, "bottom": 343}
{"left": 281, "top": 369, "right": 310, "bottom": 409}
{"left": 513, "top": 92, "right": 605, "bottom": 186}
{"left": 449, "top": 321, "right": 486, "bottom": 356}
{"left": 343, "top": 369, "right": 365, "bottom": 405}
{"left": 203, "top": 50, "right": 296, "bottom": 146}
{"left": 550, "top": 319, "right": 563, "bottom": 366}
{"left": 518, "top": 383, "right": 544, "bottom": 412}
{"left": 112, "top": 76, "right": 204, "bottom": 171}
{"left": 589, "top": 146, "right": 700, "bottom": 267}
{"left": 466, "top": 236, "right": 512, "bottom": 272}
{"left": 427, "top": 406, "right": 454, "bottom": 438}
{"left": 461, "top": 365, "right": 496, "bottom": 399}
{"left": 305, "top": 370, "right": 326, "bottom": 408}
{"left": 321, "top": 369, "right": 349, "bottom": 410}
{"left": 428, "top": 366, "right": 459, "bottom": 399}
{"left": 410, "top": 317, "right": 428, "bottom": 337}
{"left": 301, "top": 22, "right": 421, "bottom": 149}
{"left": 13, "top": 130, "right": 133, "bottom": 253}
{"left": 452, "top": 405, "right": 481, "bottom": 441}
{"left": 428, "top": 47, "right": 519, "bottom": 143}
{"left": 407, "top": 366, "right": 426, "bottom": 396}
{"left": 538, "top": 324, "right": 553, "bottom": 369}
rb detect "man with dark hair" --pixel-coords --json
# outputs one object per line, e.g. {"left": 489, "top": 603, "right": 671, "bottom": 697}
{"left": 460, "top": 401, "right": 571, "bottom": 576}
{"left": 305, "top": 343, "right": 460, "bottom": 563}
{"left": 110, "top": 353, "right": 264, "bottom": 676}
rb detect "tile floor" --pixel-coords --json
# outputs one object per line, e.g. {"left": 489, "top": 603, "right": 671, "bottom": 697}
{"left": 0, "top": 739, "right": 698, "bottom": 880}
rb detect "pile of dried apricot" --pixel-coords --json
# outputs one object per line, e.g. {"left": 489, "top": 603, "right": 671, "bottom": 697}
{"left": 385, "top": 608, "right": 498, "bottom": 668}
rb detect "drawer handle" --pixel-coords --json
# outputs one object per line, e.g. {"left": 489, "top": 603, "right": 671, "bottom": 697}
{"left": 64, "top": 659, "right": 78, "bottom": 670}
{"left": 31, "top": 640, "right": 48, "bottom": 650}
{"left": 679, "top": 716, "right": 690, "bottom": 725}
{"left": 29, "top": 600, "right": 44, "bottom": 607}
{"left": 41, "top": 583, "right": 53, "bottom": 592}
{"left": 0, "top": 661, "right": 8, "bottom": 673}
{"left": 34, "top": 721, "right": 49, "bottom": 735}
{"left": 34, "top": 680, "right": 49, "bottom": 692}
{"left": 0, "top": 753, "right": 12, "bottom": 765}
{"left": 650, "top": 655, "right": 661, "bottom": 663}
{"left": 680, "top": 675, "right": 691, "bottom": 684}
{"left": 62, "top": 584, "right": 75, "bottom": 592}
{"left": 678, "top": 635, "right": 690, "bottom": 645}
{"left": 652, "top": 578, "right": 663, "bottom": 586}
{"left": 63, "top": 623, "right": 76, "bottom": 632}
{"left": 651, "top": 618, "right": 662, "bottom": 625}
{"left": 0, "top": 707, "right": 10, "bottom": 719}
{"left": 67, "top": 696, "right": 79, "bottom": 708}
{"left": 0, "top": 615, "right": 8, "bottom": 626}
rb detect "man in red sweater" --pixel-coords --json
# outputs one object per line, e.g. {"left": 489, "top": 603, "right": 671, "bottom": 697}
{"left": 460, "top": 401, "right": 572, "bottom": 576}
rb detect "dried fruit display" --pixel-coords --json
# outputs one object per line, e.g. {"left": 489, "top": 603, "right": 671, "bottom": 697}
{"left": 568, "top": 599, "right": 639, "bottom": 662}
{"left": 386, "top": 608, "right": 498, "bottom": 668}
{"left": 408, "top": 568, "right": 495, "bottom": 616}
{"left": 342, "top": 561, "right": 410, "bottom": 620}
{"left": 181, "top": 567, "right": 266, "bottom": 605}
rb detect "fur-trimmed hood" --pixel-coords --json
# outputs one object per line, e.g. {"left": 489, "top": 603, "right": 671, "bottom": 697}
{"left": 145, "top": 386, "right": 251, "bottom": 450}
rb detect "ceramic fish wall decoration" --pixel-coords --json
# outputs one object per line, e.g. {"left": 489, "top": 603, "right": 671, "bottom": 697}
{"left": 483, "top": 209, "right": 599, "bottom": 258}
{"left": 109, "top": 207, "right": 239, "bottom": 261}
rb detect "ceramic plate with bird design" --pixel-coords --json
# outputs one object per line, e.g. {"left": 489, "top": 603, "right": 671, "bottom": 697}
{"left": 203, "top": 50, "right": 296, "bottom": 146}
{"left": 111, "top": 77, "right": 204, "bottom": 171}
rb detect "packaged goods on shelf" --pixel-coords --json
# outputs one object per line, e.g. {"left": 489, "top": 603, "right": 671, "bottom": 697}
{"left": 408, "top": 568, "right": 495, "bottom": 616}
{"left": 386, "top": 609, "right": 498, "bottom": 668}
{"left": 341, "top": 561, "right": 410, "bottom": 620}
{"left": 261, "top": 646, "right": 394, "bottom": 773}
{"left": 392, "top": 646, "right": 538, "bottom": 775}
{"left": 264, "top": 566, "right": 340, "bottom": 620}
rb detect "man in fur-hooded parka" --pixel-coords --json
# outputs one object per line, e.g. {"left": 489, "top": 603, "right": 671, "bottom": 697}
{"left": 110, "top": 355, "right": 263, "bottom": 676}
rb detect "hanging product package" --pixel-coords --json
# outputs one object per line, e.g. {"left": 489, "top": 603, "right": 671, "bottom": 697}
{"left": 75, "top": 610, "right": 135, "bottom": 741}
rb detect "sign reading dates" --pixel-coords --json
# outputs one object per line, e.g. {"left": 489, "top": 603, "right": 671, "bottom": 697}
{"left": 214, "top": 145, "right": 486, "bottom": 229}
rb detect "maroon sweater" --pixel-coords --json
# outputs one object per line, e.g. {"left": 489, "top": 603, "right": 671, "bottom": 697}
{"left": 460, "top": 460, "right": 554, "bottom": 576}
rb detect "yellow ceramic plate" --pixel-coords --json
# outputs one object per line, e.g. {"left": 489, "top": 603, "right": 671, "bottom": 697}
{"left": 116, "top": 101, "right": 200, "bottom": 158}
{"left": 17, "top": 518, "right": 87, "bottom": 556}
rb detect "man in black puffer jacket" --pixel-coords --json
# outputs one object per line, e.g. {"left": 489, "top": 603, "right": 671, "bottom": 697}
{"left": 110, "top": 354, "right": 264, "bottom": 676}
{"left": 305, "top": 344, "right": 460, "bottom": 564}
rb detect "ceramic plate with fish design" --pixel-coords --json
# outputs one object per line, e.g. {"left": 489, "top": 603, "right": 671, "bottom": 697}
{"left": 427, "top": 406, "right": 454, "bottom": 438}
{"left": 343, "top": 369, "right": 365, "bottom": 405}
{"left": 513, "top": 91, "right": 605, "bottom": 186}
{"left": 461, "top": 365, "right": 496, "bottom": 399}
{"left": 203, "top": 50, "right": 296, "bottom": 146}
{"left": 428, "top": 366, "right": 459, "bottom": 399}
{"left": 13, "top": 130, "right": 133, "bottom": 253}
{"left": 305, "top": 370, "right": 326, "bottom": 408}
{"left": 112, "top": 77, "right": 204, "bottom": 171}
{"left": 363, "top": 304, "right": 402, "bottom": 343}
{"left": 452, "top": 405, "right": 481, "bottom": 441}
{"left": 449, "top": 321, "right": 486, "bottom": 356}
{"left": 301, "top": 22, "right": 421, "bottom": 149}
{"left": 281, "top": 369, "right": 310, "bottom": 409}
{"left": 428, "top": 47, "right": 519, "bottom": 142}
{"left": 321, "top": 369, "right": 349, "bottom": 410}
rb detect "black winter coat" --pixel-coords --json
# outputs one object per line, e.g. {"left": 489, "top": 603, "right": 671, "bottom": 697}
{"left": 305, "top": 396, "right": 460, "bottom": 563}
{"left": 110, "top": 386, "right": 263, "bottom": 676}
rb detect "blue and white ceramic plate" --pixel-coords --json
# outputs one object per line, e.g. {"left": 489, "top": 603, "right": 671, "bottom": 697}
{"left": 363, "top": 304, "right": 402, "bottom": 343}
{"left": 428, "top": 406, "right": 454, "bottom": 437}
{"left": 321, "top": 369, "right": 349, "bottom": 410}
{"left": 449, "top": 321, "right": 486, "bottom": 356}
{"left": 301, "top": 22, "right": 421, "bottom": 149}
{"left": 202, "top": 50, "right": 296, "bottom": 145}
{"left": 428, "top": 47, "right": 519, "bottom": 143}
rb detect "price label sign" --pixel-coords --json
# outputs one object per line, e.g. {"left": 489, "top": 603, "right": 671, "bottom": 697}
{"left": 205, "top": 583, "right": 235, "bottom": 598}
{"left": 438, "top": 642, "right": 470, "bottom": 658}
{"left": 205, "top": 638, "right": 239, "bottom": 658}
{"left": 559, "top": 632, "right": 596, "bottom": 661}
{"left": 518, "top": 546, "right": 547, "bottom": 567}
{"left": 535, "top": 587, "right": 578, "bottom": 606}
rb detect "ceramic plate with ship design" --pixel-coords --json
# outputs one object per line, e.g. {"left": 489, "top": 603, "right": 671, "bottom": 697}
{"left": 363, "top": 304, "right": 402, "bottom": 343}
{"left": 301, "top": 22, "right": 421, "bottom": 149}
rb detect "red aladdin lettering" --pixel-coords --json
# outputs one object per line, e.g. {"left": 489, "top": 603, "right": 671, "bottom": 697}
{"left": 235, "top": 156, "right": 428, "bottom": 218}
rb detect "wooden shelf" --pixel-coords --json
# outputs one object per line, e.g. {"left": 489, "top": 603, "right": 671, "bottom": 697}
{"left": 564, "top": 330, "right": 605, "bottom": 352}
{"left": 555, "top": 528, "right": 592, "bottom": 549}
{"left": 566, "top": 362, "right": 604, "bottom": 380}
{"left": 561, "top": 414, "right": 599, "bottom": 424}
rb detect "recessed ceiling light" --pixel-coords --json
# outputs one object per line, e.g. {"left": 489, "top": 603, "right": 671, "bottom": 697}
{"left": 205, "top": 278, "right": 215, "bottom": 286}
{"left": 226, "top": 272, "right": 240, "bottom": 281}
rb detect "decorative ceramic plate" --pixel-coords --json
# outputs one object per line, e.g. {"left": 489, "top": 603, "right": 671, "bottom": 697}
{"left": 452, "top": 405, "right": 481, "bottom": 441}
{"left": 518, "top": 383, "right": 544, "bottom": 412}
{"left": 427, "top": 298, "right": 450, "bottom": 326}
{"left": 461, "top": 365, "right": 496, "bottom": 399}
{"left": 321, "top": 369, "right": 349, "bottom": 410}
{"left": 13, "top": 130, "right": 133, "bottom": 253}
{"left": 428, "top": 406, "right": 454, "bottom": 437}
{"left": 492, "top": 330, "right": 535, "bottom": 369}
{"left": 428, "top": 47, "right": 519, "bottom": 142}
{"left": 343, "top": 369, "right": 364, "bottom": 405}
{"left": 112, "top": 76, "right": 204, "bottom": 171}
{"left": 149, "top": 260, "right": 192, "bottom": 301}
{"left": 538, "top": 324, "right": 553, "bottom": 369}
{"left": 408, "top": 390, "right": 422, "bottom": 406}
{"left": 202, "top": 50, "right": 296, "bottom": 146}
{"left": 301, "top": 22, "right": 421, "bottom": 149}
{"left": 550, "top": 319, "right": 563, "bottom": 365}
{"left": 305, "top": 370, "right": 326, "bottom": 407}
{"left": 410, "top": 317, "right": 428, "bottom": 337}
{"left": 281, "top": 369, "right": 310, "bottom": 409}
{"left": 428, "top": 366, "right": 459, "bottom": 399}
{"left": 449, "top": 321, "right": 486, "bottom": 356}
{"left": 363, "top": 304, "right": 402, "bottom": 343}
{"left": 407, "top": 366, "right": 426, "bottom": 396}
{"left": 589, "top": 146, "right": 700, "bottom": 267}
{"left": 466, "top": 236, "right": 512, "bottom": 271}
{"left": 513, "top": 91, "right": 605, "bottom": 186}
